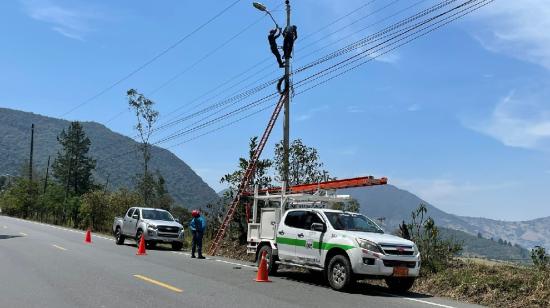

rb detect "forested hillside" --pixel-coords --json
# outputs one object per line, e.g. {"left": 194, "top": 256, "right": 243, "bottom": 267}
{"left": 0, "top": 107, "right": 218, "bottom": 208}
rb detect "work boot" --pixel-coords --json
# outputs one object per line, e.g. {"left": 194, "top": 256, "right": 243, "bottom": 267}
{"left": 198, "top": 255, "right": 205, "bottom": 259}
{"left": 191, "top": 254, "right": 196, "bottom": 258}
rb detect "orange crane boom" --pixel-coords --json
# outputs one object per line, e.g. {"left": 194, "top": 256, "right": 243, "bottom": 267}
{"left": 255, "top": 176, "right": 388, "bottom": 194}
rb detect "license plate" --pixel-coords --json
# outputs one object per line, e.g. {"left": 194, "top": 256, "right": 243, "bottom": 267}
{"left": 393, "top": 267, "right": 409, "bottom": 277}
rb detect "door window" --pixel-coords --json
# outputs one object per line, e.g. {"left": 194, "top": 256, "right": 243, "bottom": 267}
{"left": 284, "top": 211, "right": 306, "bottom": 229}
{"left": 303, "top": 212, "right": 323, "bottom": 230}
{"left": 126, "top": 208, "right": 135, "bottom": 218}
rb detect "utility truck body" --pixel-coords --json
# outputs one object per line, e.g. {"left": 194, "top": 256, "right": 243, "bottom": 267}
{"left": 247, "top": 178, "right": 421, "bottom": 291}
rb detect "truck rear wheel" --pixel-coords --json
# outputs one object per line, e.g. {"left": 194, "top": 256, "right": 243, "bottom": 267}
{"left": 114, "top": 227, "right": 125, "bottom": 245}
{"left": 385, "top": 277, "right": 415, "bottom": 293}
{"left": 327, "top": 254, "right": 353, "bottom": 291}
{"left": 258, "top": 245, "right": 278, "bottom": 275}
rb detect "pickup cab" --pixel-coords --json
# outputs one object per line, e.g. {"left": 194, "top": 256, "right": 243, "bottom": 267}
{"left": 248, "top": 208, "right": 420, "bottom": 291}
{"left": 113, "top": 207, "right": 185, "bottom": 250}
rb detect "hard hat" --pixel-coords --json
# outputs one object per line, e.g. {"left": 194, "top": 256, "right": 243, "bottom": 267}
{"left": 191, "top": 210, "right": 200, "bottom": 218}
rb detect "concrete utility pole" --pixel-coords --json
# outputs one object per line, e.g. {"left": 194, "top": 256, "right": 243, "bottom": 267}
{"left": 282, "top": 0, "right": 291, "bottom": 189}
{"left": 43, "top": 155, "right": 50, "bottom": 194}
{"left": 29, "top": 124, "right": 35, "bottom": 182}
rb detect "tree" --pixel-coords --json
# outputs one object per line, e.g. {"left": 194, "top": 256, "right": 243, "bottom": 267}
{"left": 274, "top": 139, "right": 331, "bottom": 186}
{"left": 52, "top": 122, "right": 96, "bottom": 196}
{"left": 407, "top": 203, "right": 462, "bottom": 273}
{"left": 220, "top": 137, "right": 273, "bottom": 243}
{"left": 152, "top": 173, "right": 174, "bottom": 211}
{"left": 127, "top": 89, "right": 159, "bottom": 206}
{"left": 531, "top": 246, "right": 549, "bottom": 270}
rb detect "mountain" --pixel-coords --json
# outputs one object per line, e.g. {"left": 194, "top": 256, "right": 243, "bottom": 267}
{"left": 0, "top": 107, "right": 219, "bottom": 208}
{"left": 339, "top": 184, "right": 550, "bottom": 251}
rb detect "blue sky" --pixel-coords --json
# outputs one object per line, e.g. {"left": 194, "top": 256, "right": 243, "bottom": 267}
{"left": 2, "top": 0, "right": 550, "bottom": 221}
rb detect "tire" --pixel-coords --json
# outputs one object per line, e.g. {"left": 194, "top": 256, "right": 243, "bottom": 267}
{"left": 172, "top": 242, "right": 183, "bottom": 251}
{"left": 114, "top": 227, "right": 125, "bottom": 245}
{"left": 327, "top": 254, "right": 353, "bottom": 291}
{"left": 385, "top": 277, "right": 415, "bottom": 293}
{"left": 257, "top": 245, "right": 278, "bottom": 275}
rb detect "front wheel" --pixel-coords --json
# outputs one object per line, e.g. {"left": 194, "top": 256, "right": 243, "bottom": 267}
{"left": 327, "top": 254, "right": 353, "bottom": 291}
{"left": 385, "top": 277, "right": 415, "bottom": 293}
{"left": 114, "top": 227, "right": 125, "bottom": 245}
{"left": 257, "top": 245, "right": 278, "bottom": 275}
{"left": 172, "top": 242, "right": 183, "bottom": 251}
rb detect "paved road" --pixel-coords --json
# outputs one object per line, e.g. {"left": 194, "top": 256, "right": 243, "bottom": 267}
{"left": 0, "top": 216, "right": 482, "bottom": 308}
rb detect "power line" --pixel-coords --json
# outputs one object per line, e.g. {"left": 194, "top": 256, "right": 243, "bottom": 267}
{"left": 97, "top": 0, "right": 493, "bottom": 162}
{"left": 60, "top": 0, "right": 242, "bottom": 118}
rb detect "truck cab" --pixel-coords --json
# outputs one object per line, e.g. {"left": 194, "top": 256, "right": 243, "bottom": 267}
{"left": 247, "top": 186, "right": 420, "bottom": 292}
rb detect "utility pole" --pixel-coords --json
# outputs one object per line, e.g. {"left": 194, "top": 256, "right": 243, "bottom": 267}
{"left": 282, "top": 0, "right": 291, "bottom": 189}
{"left": 29, "top": 123, "right": 34, "bottom": 182}
{"left": 43, "top": 156, "right": 50, "bottom": 194}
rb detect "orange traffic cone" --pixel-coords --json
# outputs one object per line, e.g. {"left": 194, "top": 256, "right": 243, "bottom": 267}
{"left": 255, "top": 251, "right": 271, "bottom": 282}
{"left": 84, "top": 229, "right": 92, "bottom": 244}
{"left": 136, "top": 236, "right": 147, "bottom": 256}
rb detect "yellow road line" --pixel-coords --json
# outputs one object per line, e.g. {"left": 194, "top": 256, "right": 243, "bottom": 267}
{"left": 133, "top": 275, "right": 183, "bottom": 293}
{"left": 52, "top": 244, "right": 67, "bottom": 251}
{"left": 19, "top": 232, "right": 28, "bottom": 236}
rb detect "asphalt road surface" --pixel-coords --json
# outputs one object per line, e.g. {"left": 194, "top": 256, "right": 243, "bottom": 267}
{"left": 0, "top": 216, "right": 482, "bottom": 308}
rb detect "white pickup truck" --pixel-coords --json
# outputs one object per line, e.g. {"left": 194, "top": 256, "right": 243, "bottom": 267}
{"left": 248, "top": 201, "right": 420, "bottom": 291}
{"left": 113, "top": 207, "right": 185, "bottom": 250}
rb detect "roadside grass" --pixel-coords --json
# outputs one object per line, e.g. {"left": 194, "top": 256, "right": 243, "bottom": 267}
{"left": 413, "top": 259, "right": 550, "bottom": 307}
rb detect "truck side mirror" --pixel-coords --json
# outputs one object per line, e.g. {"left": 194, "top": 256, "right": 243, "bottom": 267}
{"left": 311, "top": 223, "right": 326, "bottom": 233}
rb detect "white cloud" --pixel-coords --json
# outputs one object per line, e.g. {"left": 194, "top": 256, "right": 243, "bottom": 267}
{"left": 463, "top": 91, "right": 550, "bottom": 150}
{"left": 473, "top": 1, "right": 550, "bottom": 69}
{"left": 295, "top": 105, "right": 329, "bottom": 122}
{"left": 346, "top": 105, "right": 365, "bottom": 113}
{"left": 393, "top": 178, "right": 513, "bottom": 208}
{"left": 407, "top": 103, "right": 420, "bottom": 112}
{"left": 21, "top": 0, "right": 101, "bottom": 41}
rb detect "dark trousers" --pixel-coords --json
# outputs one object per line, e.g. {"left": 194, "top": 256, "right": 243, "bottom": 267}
{"left": 191, "top": 231, "right": 203, "bottom": 256}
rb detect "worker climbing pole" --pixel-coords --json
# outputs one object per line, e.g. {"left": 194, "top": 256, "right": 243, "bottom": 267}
{"left": 208, "top": 1, "right": 298, "bottom": 256}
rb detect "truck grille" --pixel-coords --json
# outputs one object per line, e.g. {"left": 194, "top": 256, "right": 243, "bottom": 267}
{"left": 383, "top": 260, "right": 417, "bottom": 268}
{"left": 380, "top": 244, "right": 414, "bottom": 256}
{"left": 158, "top": 226, "right": 180, "bottom": 233}
{"left": 158, "top": 233, "right": 179, "bottom": 238}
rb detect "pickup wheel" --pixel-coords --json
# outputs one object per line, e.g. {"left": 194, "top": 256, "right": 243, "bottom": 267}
{"left": 172, "top": 242, "right": 183, "bottom": 251}
{"left": 257, "top": 245, "right": 278, "bottom": 275}
{"left": 114, "top": 227, "right": 125, "bottom": 245}
{"left": 385, "top": 277, "right": 415, "bottom": 293}
{"left": 327, "top": 254, "right": 353, "bottom": 291}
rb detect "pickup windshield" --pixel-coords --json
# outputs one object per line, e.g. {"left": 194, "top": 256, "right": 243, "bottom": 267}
{"left": 325, "top": 212, "right": 383, "bottom": 233}
{"left": 142, "top": 209, "right": 174, "bottom": 221}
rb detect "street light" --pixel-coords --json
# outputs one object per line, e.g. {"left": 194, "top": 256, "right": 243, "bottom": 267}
{"left": 253, "top": 2, "right": 279, "bottom": 28}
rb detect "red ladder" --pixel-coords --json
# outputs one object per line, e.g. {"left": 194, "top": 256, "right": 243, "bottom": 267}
{"left": 208, "top": 93, "right": 288, "bottom": 256}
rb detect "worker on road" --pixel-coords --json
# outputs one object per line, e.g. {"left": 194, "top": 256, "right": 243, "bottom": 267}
{"left": 268, "top": 27, "right": 284, "bottom": 68}
{"left": 190, "top": 210, "right": 206, "bottom": 259}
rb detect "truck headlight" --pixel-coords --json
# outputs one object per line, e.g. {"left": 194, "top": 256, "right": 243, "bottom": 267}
{"left": 413, "top": 244, "right": 419, "bottom": 255}
{"left": 356, "top": 238, "right": 384, "bottom": 254}
{"left": 147, "top": 224, "right": 158, "bottom": 231}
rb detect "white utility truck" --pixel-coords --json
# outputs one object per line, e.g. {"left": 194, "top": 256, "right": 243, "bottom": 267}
{"left": 247, "top": 177, "right": 421, "bottom": 291}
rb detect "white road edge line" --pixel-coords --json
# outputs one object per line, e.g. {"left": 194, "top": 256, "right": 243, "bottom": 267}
{"left": 7, "top": 216, "right": 116, "bottom": 241}
{"left": 215, "top": 259, "right": 255, "bottom": 268}
{"left": 379, "top": 292, "right": 457, "bottom": 308}
{"left": 19, "top": 232, "right": 28, "bottom": 236}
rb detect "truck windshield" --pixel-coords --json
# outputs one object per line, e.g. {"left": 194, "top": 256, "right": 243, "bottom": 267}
{"left": 325, "top": 212, "right": 383, "bottom": 233}
{"left": 142, "top": 209, "right": 174, "bottom": 221}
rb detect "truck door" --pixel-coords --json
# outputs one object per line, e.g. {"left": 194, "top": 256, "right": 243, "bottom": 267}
{"left": 122, "top": 208, "right": 135, "bottom": 235}
{"left": 276, "top": 210, "right": 306, "bottom": 262}
{"left": 298, "top": 211, "right": 325, "bottom": 266}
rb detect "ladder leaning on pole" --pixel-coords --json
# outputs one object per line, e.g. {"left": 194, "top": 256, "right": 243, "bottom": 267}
{"left": 208, "top": 93, "right": 288, "bottom": 256}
